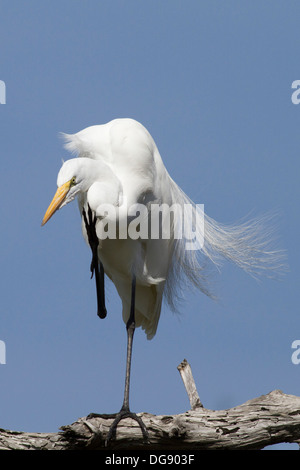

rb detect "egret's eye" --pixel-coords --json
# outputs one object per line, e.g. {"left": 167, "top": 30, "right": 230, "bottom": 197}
{"left": 70, "top": 177, "right": 76, "bottom": 186}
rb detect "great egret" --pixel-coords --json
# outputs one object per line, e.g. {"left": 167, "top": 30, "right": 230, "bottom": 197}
{"left": 42, "top": 118, "right": 284, "bottom": 444}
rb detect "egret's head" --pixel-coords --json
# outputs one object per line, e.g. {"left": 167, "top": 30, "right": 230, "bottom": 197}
{"left": 42, "top": 158, "right": 89, "bottom": 226}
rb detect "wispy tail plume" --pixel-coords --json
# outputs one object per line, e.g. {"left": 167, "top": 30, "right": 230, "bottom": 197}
{"left": 165, "top": 177, "right": 287, "bottom": 311}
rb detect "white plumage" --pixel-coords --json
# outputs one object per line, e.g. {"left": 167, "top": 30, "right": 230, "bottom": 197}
{"left": 42, "top": 118, "right": 285, "bottom": 442}
{"left": 42, "top": 118, "right": 284, "bottom": 339}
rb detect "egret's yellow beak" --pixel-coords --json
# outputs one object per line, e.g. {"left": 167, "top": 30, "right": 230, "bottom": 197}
{"left": 41, "top": 180, "right": 72, "bottom": 226}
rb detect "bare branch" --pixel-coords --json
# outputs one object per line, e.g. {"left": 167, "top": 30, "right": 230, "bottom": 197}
{"left": 1, "top": 361, "right": 299, "bottom": 450}
{"left": 177, "top": 359, "right": 203, "bottom": 409}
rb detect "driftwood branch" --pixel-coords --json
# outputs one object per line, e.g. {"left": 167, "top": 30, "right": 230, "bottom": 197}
{"left": 1, "top": 360, "right": 300, "bottom": 450}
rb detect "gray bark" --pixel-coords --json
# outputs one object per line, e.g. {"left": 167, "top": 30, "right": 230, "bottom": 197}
{"left": 1, "top": 361, "right": 299, "bottom": 450}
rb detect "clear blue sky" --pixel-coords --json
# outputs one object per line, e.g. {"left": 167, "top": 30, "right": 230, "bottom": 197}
{"left": 0, "top": 1, "right": 299, "bottom": 450}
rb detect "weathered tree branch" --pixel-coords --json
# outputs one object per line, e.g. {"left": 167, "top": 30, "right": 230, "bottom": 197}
{"left": 177, "top": 359, "right": 203, "bottom": 410}
{"left": 1, "top": 360, "right": 300, "bottom": 450}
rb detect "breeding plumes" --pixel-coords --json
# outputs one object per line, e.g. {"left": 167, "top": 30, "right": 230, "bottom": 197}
{"left": 42, "top": 118, "right": 285, "bottom": 443}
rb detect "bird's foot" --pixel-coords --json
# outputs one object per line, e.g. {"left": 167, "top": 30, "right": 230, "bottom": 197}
{"left": 82, "top": 206, "right": 99, "bottom": 279}
{"left": 98, "top": 408, "right": 149, "bottom": 446}
{"left": 82, "top": 206, "right": 107, "bottom": 319}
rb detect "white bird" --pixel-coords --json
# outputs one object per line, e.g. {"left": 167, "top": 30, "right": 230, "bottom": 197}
{"left": 42, "top": 118, "right": 285, "bottom": 443}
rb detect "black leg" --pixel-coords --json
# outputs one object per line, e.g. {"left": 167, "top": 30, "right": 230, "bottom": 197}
{"left": 104, "top": 274, "right": 149, "bottom": 445}
{"left": 82, "top": 206, "right": 107, "bottom": 319}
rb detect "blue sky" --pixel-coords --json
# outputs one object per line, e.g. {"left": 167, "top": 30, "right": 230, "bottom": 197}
{"left": 0, "top": 1, "right": 299, "bottom": 450}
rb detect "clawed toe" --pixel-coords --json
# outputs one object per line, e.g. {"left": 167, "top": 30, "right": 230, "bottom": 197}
{"left": 82, "top": 205, "right": 107, "bottom": 319}
{"left": 105, "top": 409, "right": 149, "bottom": 446}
